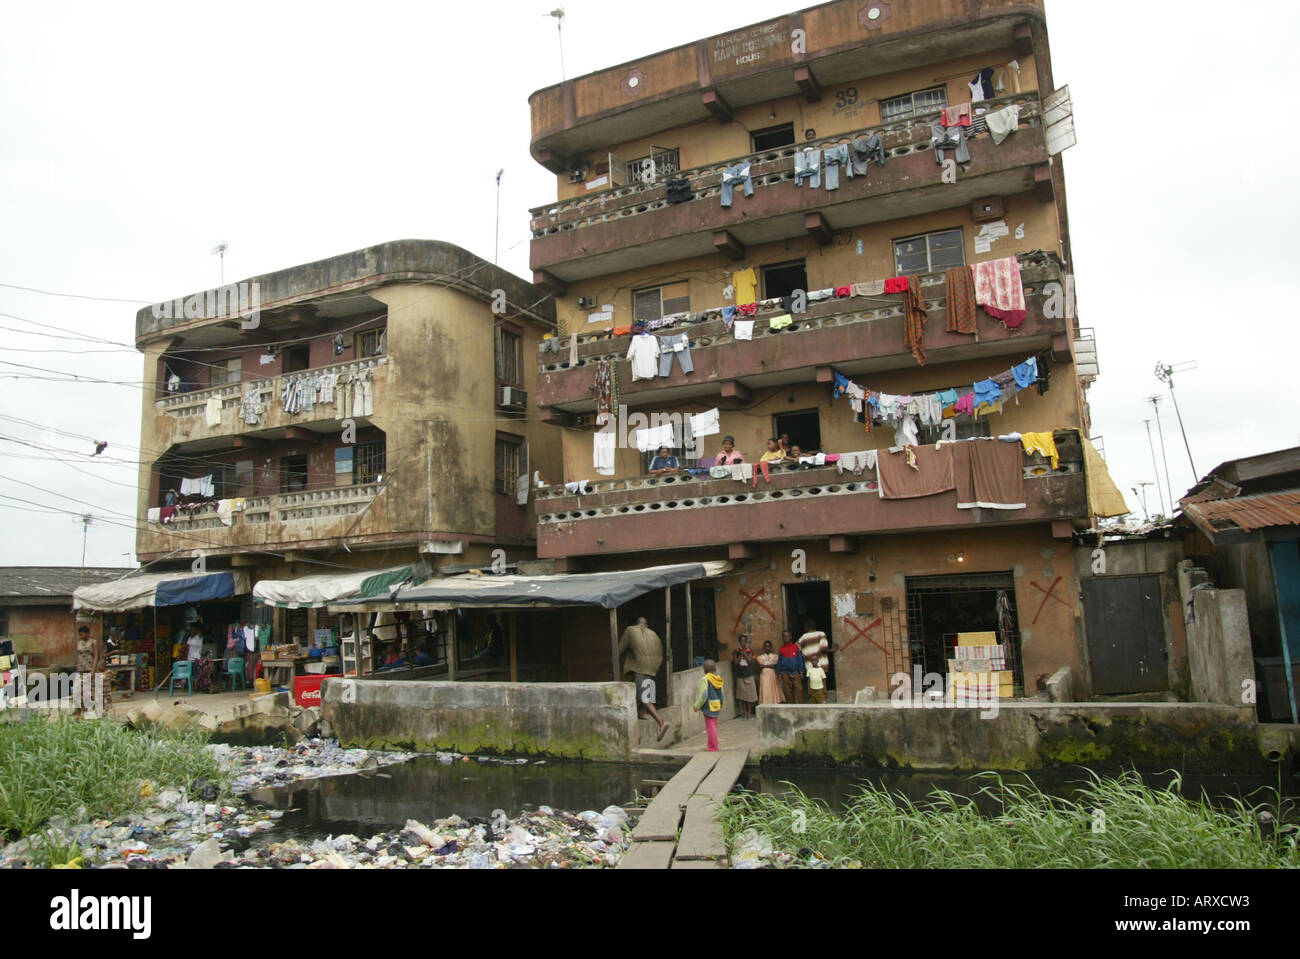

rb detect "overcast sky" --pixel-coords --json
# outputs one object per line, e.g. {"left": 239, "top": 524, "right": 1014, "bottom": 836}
{"left": 1, "top": 0, "right": 1295, "bottom": 568}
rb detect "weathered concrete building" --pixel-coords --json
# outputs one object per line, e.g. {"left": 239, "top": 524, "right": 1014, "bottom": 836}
{"left": 525, "top": 0, "right": 1124, "bottom": 702}
{"left": 132, "top": 240, "right": 561, "bottom": 647}
{"left": 0, "top": 567, "right": 133, "bottom": 668}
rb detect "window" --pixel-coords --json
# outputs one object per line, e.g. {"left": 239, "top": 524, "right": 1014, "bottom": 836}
{"left": 919, "top": 418, "right": 991, "bottom": 445}
{"left": 494, "top": 326, "right": 522, "bottom": 388}
{"left": 494, "top": 435, "right": 524, "bottom": 495}
{"left": 893, "top": 229, "right": 965, "bottom": 275}
{"left": 632, "top": 281, "right": 690, "bottom": 322}
{"left": 282, "top": 345, "right": 310, "bottom": 373}
{"left": 281, "top": 455, "right": 308, "bottom": 493}
{"left": 333, "top": 447, "right": 353, "bottom": 488}
{"left": 0, "top": 609, "right": 7, "bottom": 637}
{"left": 762, "top": 261, "right": 808, "bottom": 301}
{"left": 751, "top": 123, "right": 795, "bottom": 152}
{"left": 879, "top": 86, "right": 948, "bottom": 123}
{"left": 774, "top": 410, "right": 822, "bottom": 454}
{"left": 356, "top": 328, "right": 385, "bottom": 357}
{"left": 625, "top": 147, "right": 680, "bottom": 186}
{"left": 222, "top": 358, "right": 242, "bottom": 385}
{"left": 354, "top": 441, "right": 385, "bottom": 484}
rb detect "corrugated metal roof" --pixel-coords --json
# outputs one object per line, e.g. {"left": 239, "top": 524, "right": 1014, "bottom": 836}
{"left": 1183, "top": 491, "right": 1300, "bottom": 533}
{"left": 0, "top": 567, "right": 136, "bottom": 600}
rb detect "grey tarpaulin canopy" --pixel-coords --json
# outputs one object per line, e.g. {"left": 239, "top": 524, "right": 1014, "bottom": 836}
{"left": 72, "top": 569, "right": 252, "bottom": 613}
{"left": 330, "top": 561, "right": 731, "bottom": 612}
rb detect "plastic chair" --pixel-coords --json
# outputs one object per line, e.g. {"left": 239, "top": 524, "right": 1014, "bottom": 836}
{"left": 226, "top": 657, "right": 245, "bottom": 691}
{"left": 170, "top": 661, "right": 194, "bottom": 697}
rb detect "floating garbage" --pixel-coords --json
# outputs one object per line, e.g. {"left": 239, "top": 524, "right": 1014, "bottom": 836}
{"left": 0, "top": 739, "right": 634, "bottom": 870}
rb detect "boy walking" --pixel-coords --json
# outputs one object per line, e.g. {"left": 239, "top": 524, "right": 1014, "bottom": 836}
{"left": 692, "top": 660, "right": 725, "bottom": 752}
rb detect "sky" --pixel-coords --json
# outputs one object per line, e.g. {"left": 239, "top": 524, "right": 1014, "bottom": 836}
{"left": 1, "top": 0, "right": 1296, "bottom": 567}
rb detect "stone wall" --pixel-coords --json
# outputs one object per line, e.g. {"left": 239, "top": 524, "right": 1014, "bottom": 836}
{"left": 321, "top": 678, "right": 638, "bottom": 761}
{"left": 755, "top": 701, "right": 1268, "bottom": 772}
{"left": 1178, "top": 561, "right": 1254, "bottom": 707}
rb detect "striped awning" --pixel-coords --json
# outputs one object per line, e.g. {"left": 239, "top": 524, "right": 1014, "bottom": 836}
{"left": 252, "top": 566, "right": 417, "bottom": 609}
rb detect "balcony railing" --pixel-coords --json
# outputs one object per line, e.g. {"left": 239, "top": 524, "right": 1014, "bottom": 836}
{"left": 530, "top": 91, "right": 1041, "bottom": 239}
{"left": 534, "top": 435, "right": 1086, "bottom": 557}
{"left": 157, "top": 483, "right": 382, "bottom": 531}
{"left": 155, "top": 355, "right": 387, "bottom": 422}
{"left": 535, "top": 251, "right": 1067, "bottom": 412}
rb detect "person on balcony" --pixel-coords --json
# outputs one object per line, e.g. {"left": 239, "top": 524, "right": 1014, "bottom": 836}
{"left": 760, "top": 438, "right": 787, "bottom": 464}
{"left": 648, "top": 446, "right": 681, "bottom": 475}
{"left": 715, "top": 436, "right": 745, "bottom": 465}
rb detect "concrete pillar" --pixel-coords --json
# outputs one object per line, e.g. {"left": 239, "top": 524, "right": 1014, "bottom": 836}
{"left": 509, "top": 613, "right": 518, "bottom": 682}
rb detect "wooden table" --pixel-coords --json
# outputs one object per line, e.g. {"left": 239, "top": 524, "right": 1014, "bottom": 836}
{"left": 261, "top": 657, "right": 305, "bottom": 689}
{"left": 107, "top": 664, "right": 139, "bottom": 699}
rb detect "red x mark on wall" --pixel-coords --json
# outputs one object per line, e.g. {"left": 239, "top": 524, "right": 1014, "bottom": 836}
{"left": 1028, "top": 576, "right": 1073, "bottom": 624}
{"left": 839, "top": 616, "right": 885, "bottom": 654}
{"left": 732, "top": 587, "right": 778, "bottom": 635}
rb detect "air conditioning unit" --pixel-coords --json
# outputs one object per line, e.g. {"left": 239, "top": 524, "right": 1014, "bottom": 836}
{"left": 500, "top": 386, "right": 528, "bottom": 411}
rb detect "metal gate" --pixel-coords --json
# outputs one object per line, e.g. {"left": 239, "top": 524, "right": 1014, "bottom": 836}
{"left": 1082, "top": 575, "right": 1167, "bottom": 694}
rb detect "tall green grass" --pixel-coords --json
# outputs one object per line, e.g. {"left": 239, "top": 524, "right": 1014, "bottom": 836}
{"left": 0, "top": 717, "right": 229, "bottom": 842}
{"left": 721, "top": 770, "right": 1299, "bottom": 869}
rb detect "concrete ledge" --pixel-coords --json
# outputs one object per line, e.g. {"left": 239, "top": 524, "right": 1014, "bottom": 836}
{"left": 755, "top": 702, "right": 1269, "bottom": 773}
{"left": 321, "top": 679, "right": 638, "bottom": 761}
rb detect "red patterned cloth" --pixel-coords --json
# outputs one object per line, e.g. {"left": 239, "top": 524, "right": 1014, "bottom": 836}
{"left": 942, "top": 103, "right": 972, "bottom": 127}
{"left": 834, "top": 285, "right": 851, "bottom": 298}
{"left": 971, "top": 257, "right": 1027, "bottom": 328}
{"left": 903, "top": 274, "right": 928, "bottom": 366}
{"left": 737, "top": 302, "right": 758, "bottom": 316}
{"left": 884, "top": 276, "right": 910, "bottom": 294}
{"left": 945, "top": 266, "right": 978, "bottom": 334}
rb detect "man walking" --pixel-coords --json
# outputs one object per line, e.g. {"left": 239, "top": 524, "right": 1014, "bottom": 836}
{"left": 618, "top": 616, "right": 670, "bottom": 742}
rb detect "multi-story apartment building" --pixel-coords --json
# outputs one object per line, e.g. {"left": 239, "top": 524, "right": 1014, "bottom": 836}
{"left": 132, "top": 240, "right": 560, "bottom": 652}
{"left": 526, "top": 0, "right": 1119, "bottom": 701}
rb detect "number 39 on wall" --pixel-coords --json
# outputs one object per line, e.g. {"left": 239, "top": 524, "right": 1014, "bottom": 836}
{"left": 834, "top": 88, "right": 859, "bottom": 109}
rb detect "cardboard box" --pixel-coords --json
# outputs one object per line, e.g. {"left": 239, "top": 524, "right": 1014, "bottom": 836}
{"left": 956, "top": 631, "right": 998, "bottom": 647}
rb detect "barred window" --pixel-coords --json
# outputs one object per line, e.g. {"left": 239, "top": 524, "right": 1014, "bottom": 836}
{"left": 632, "top": 281, "right": 690, "bottom": 322}
{"left": 354, "top": 441, "right": 385, "bottom": 484}
{"left": 893, "top": 228, "right": 965, "bottom": 275}
{"left": 879, "top": 86, "right": 948, "bottom": 123}
{"left": 495, "top": 326, "right": 522, "bottom": 387}
{"left": 495, "top": 435, "right": 524, "bottom": 495}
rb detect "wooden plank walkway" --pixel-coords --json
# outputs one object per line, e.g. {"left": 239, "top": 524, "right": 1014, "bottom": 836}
{"left": 618, "top": 748, "right": 747, "bottom": 869}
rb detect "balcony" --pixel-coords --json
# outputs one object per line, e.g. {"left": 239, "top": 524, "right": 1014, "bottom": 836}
{"left": 138, "top": 483, "right": 389, "bottom": 561}
{"left": 535, "top": 436, "right": 1085, "bottom": 559}
{"left": 536, "top": 251, "right": 1069, "bottom": 415}
{"left": 530, "top": 91, "right": 1047, "bottom": 282}
{"left": 152, "top": 356, "right": 387, "bottom": 444}
{"left": 529, "top": 0, "right": 1043, "bottom": 171}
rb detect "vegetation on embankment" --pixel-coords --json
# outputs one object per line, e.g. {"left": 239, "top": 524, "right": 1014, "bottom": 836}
{"left": 721, "top": 771, "right": 1299, "bottom": 868}
{"left": 0, "top": 718, "right": 228, "bottom": 844}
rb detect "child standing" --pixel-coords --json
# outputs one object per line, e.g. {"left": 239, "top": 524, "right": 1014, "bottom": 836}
{"left": 693, "top": 660, "right": 725, "bottom": 751}
{"left": 806, "top": 660, "right": 827, "bottom": 704}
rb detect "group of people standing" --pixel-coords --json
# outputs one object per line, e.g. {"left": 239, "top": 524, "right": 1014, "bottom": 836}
{"left": 731, "top": 620, "right": 831, "bottom": 716}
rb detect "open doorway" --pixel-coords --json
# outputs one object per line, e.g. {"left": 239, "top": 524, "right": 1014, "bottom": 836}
{"left": 905, "top": 572, "right": 1023, "bottom": 693}
{"left": 784, "top": 580, "right": 836, "bottom": 692}
{"left": 773, "top": 409, "right": 821, "bottom": 455}
{"left": 762, "top": 260, "right": 808, "bottom": 300}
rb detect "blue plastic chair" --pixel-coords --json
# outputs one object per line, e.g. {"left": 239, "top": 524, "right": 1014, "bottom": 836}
{"left": 170, "top": 661, "right": 194, "bottom": 697}
{"left": 226, "top": 657, "right": 245, "bottom": 691}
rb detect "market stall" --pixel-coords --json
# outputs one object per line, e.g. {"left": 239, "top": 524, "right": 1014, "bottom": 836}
{"left": 72, "top": 569, "right": 255, "bottom": 694}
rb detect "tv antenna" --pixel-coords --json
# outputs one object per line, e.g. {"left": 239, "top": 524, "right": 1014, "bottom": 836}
{"left": 1131, "top": 482, "right": 1153, "bottom": 522}
{"left": 76, "top": 513, "right": 94, "bottom": 578}
{"left": 1142, "top": 419, "right": 1167, "bottom": 517}
{"left": 1154, "top": 360, "right": 1198, "bottom": 481}
{"left": 545, "top": 7, "right": 566, "bottom": 80}
{"left": 1146, "top": 397, "right": 1176, "bottom": 515}
{"left": 494, "top": 169, "right": 504, "bottom": 266}
{"left": 211, "top": 241, "right": 228, "bottom": 284}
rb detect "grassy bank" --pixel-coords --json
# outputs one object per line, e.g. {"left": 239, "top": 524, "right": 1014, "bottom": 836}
{"left": 721, "top": 771, "right": 1299, "bottom": 868}
{"left": 0, "top": 717, "right": 228, "bottom": 844}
